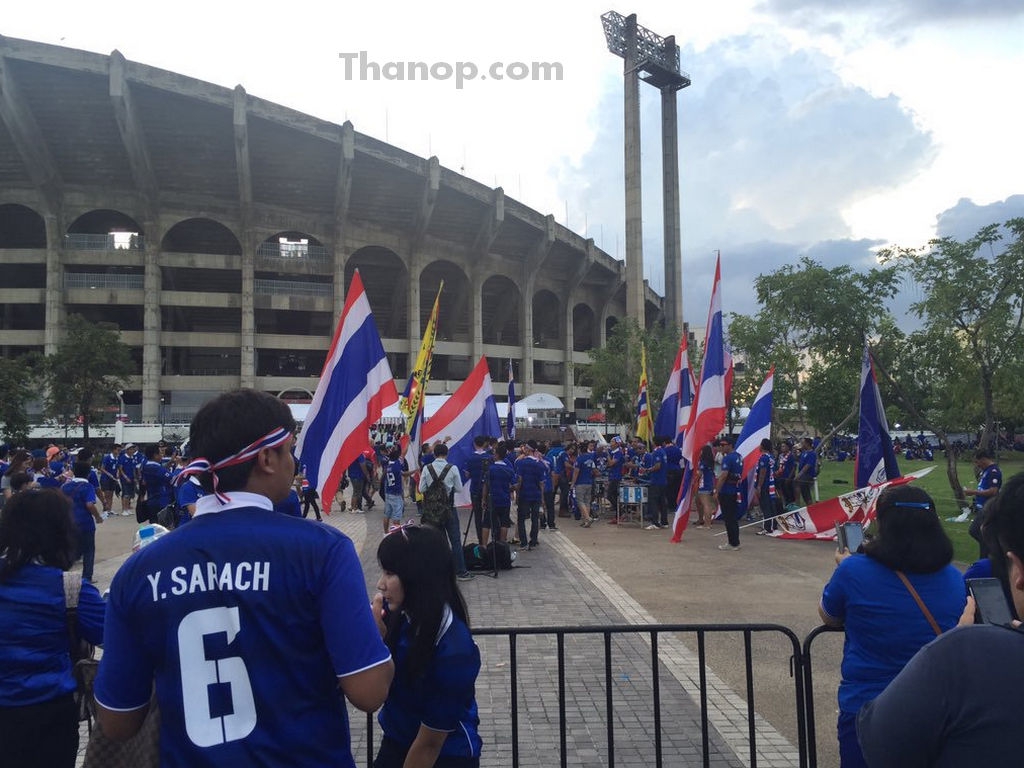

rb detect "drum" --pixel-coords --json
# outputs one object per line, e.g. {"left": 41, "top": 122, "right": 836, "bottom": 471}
{"left": 619, "top": 484, "right": 647, "bottom": 504}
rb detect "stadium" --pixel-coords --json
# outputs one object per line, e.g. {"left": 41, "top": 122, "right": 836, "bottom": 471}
{"left": 0, "top": 35, "right": 667, "bottom": 428}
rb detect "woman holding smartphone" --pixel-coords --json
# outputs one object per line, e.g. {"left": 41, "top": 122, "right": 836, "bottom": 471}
{"left": 817, "top": 485, "right": 965, "bottom": 768}
{"left": 372, "top": 524, "right": 482, "bottom": 768}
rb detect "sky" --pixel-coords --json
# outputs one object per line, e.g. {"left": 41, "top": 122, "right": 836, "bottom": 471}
{"left": 5, "top": 0, "right": 1024, "bottom": 327}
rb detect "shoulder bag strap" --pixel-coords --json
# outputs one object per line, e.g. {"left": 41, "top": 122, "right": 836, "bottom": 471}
{"left": 895, "top": 570, "right": 942, "bottom": 636}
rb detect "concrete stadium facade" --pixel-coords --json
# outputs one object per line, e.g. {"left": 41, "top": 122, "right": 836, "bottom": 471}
{"left": 0, "top": 36, "right": 665, "bottom": 424}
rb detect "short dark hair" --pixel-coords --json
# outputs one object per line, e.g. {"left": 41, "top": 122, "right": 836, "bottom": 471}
{"left": 433, "top": 442, "right": 449, "bottom": 457}
{"left": 73, "top": 461, "right": 92, "bottom": 479}
{"left": 862, "top": 485, "right": 952, "bottom": 573}
{"left": 985, "top": 472, "right": 1024, "bottom": 581}
{"left": 974, "top": 448, "right": 994, "bottom": 461}
{"left": 189, "top": 389, "right": 296, "bottom": 495}
{"left": 9, "top": 472, "right": 34, "bottom": 492}
{"left": 760, "top": 438, "right": 773, "bottom": 451}
{"left": 0, "top": 490, "right": 77, "bottom": 580}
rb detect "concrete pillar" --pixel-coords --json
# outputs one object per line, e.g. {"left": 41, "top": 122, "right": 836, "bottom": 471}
{"left": 407, "top": 255, "right": 422, "bottom": 367}
{"left": 521, "top": 274, "right": 535, "bottom": 391}
{"left": 563, "top": 300, "right": 575, "bottom": 409}
{"left": 43, "top": 212, "right": 62, "bottom": 355}
{"left": 661, "top": 45, "right": 683, "bottom": 331}
{"left": 623, "top": 14, "right": 645, "bottom": 327}
{"left": 141, "top": 236, "right": 162, "bottom": 422}
{"left": 239, "top": 235, "right": 255, "bottom": 388}
{"left": 471, "top": 268, "right": 484, "bottom": 366}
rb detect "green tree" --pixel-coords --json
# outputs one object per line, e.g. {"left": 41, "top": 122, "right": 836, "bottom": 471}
{"left": 580, "top": 319, "right": 681, "bottom": 432}
{"left": 729, "top": 257, "right": 900, "bottom": 433}
{"left": 44, "top": 314, "right": 135, "bottom": 442}
{"left": 881, "top": 219, "right": 1024, "bottom": 450}
{"left": 0, "top": 355, "right": 40, "bottom": 444}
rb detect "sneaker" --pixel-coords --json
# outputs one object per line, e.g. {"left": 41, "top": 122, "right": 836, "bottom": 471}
{"left": 456, "top": 572, "right": 474, "bottom": 582}
{"left": 755, "top": 530, "right": 768, "bottom": 536}
{"left": 645, "top": 524, "right": 660, "bottom": 530}
{"left": 718, "top": 543, "right": 741, "bottom": 551}
{"left": 548, "top": 526, "right": 559, "bottom": 531}
{"left": 121, "top": 511, "right": 132, "bottom": 516}
{"left": 582, "top": 518, "right": 594, "bottom": 528}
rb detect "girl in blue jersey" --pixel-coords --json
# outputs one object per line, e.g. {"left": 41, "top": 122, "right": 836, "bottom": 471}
{"left": 818, "top": 485, "right": 965, "bottom": 768}
{"left": 373, "top": 525, "right": 482, "bottom": 768}
{"left": 0, "top": 489, "right": 105, "bottom": 767}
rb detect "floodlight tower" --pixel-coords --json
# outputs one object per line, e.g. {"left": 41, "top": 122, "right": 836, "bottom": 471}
{"left": 601, "top": 11, "right": 691, "bottom": 330}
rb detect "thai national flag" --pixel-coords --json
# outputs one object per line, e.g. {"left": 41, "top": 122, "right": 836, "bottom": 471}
{"left": 672, "top": 255, "right": 732, "bottom": 542}
{"left": 655, "top": 333, "right": 696, "bottom": 447}
{"left": 735, "top": 367, "right": 774, "bottom": 480}
{"left": 422, "top": 356, "right": 501, "bottom": 507}
{"left": 296, "top": 270, "right": 397, "bottom": 502}
{"left": 855, "top": 345, "right": 900, "bottom": 488}
{"left": 681, "top": 254, "right": 732, "bottom": 464}
{"left": 507, "top": 359, "right": 516, "bottom": 441}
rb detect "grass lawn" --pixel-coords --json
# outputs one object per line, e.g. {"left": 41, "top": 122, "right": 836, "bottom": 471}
{"left": 814, "top": 451, "right": 1024, "bottom": 566}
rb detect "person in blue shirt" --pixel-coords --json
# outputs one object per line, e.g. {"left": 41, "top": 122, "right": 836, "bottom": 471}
{"left": 383, "top": 447, "right": 409, "bottom": 534}
{"left": 818, "top": 485, "right": 965, "bottom": 768}
{"left": 94, "top": 389, "right": 394, "bottom": 766}
{"left": 117, "top": 444, "right": 140, "bottom": 515}
{"left": 754, "top": 439, "right": 781, "bottom": 535}
{"left": 175, "top": 474, "right": 204, "bottom": 527}
{"left": 715, "top": 436, "right": 744, "bottom": 550}
{"left": 464, "top": 436, "right": 492, "bottom": 542}
{"left": 373, "top": 523, "right": 482, "bottom": 768}
{"left": 605, "top": 437, "right": 625, "bottom": 523}
{"left": 695, "top": 444, "right": 717, "bottom": 528}
{"left": 966, "top": 448, "right": 1002, "bottom": 558}
{"left": 99, "top": 444, "right": 122, "bottom": 514}
{"left": 141, "top": 444, "right": 172, "bottom": 525}
{"left": 484, "top": 443, "right": 517, "bottom": 546}
{"left": 61, "top": 461, "right": 106, "bottom": 582}
{"left": 570, "top": 441, "right": 598, "bottom": 528}
{"left": 795, "top": 437, "right": 818, "bottom": 506}
{"left": 640, "top": 441, "right": 668, "bottom": 529}
{"left": 516, "top": 443, "right": 549, "bottom": 548}
{"left": 538, "top": 442, "right": 557, "bottom": 531}
{"left": 0, "top": 489, "right": 105, "bottom": 768}
{"left": 662, "top": 436, "right": 683, "bottom": 517}
{"left": 777, "top": 441, "right": 797, "bottom": 505}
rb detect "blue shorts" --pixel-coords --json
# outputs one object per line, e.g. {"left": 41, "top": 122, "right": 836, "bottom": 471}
{"left": 385, "top": 494, "right": 404, "bottom": 521}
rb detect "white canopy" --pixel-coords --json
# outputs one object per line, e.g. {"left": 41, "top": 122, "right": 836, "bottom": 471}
{"left": 517, "top": 392, "right": 565, "bottom": 411}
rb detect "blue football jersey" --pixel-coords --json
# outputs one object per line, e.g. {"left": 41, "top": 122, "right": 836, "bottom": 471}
{"left": 94, "top": 495, "right": 390, "bottom": 767}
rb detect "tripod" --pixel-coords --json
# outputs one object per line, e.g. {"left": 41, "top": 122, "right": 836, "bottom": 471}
{"left": 462, "top": 456, "right": 499, "bottom": 579}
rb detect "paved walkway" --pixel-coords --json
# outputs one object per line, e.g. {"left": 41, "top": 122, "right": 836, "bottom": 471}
{"left": 78, "top": 503, "right": 804, "bottom": 767}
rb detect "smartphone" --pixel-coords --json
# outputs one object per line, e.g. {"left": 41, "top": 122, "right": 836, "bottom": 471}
{"left": 837, "top": 522, "right": 865, "bottom": 553}
{"left": 967, "top": 578, "right": 1015, "bottom": 626}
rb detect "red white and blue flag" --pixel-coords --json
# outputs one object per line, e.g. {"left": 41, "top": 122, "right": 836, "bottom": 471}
{"left": 296, "top": 270, "right": 398, "bottom": 502}
{"left": 507, "top": 359, "right": 517, "bottom": 441}
{"left": 735, "top": 367, "right": 774, "bottom": 480}
{"left": 422, "top": 356, "right": 501, "bottom": 507}
{"left": 655, "top": 333, "right": 697, "bottom": 447}
{"left": 672, "top": 255, "right": 733, "bottom": 542}
{"left": 855, "top": 345, "right": 901, "bottom": 488}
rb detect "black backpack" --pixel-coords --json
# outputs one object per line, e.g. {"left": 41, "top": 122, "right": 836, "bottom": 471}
{"left": 464, "top": 542, "right": 515, "bottom": 571}
{"left": 421, "top": 464, "right": 453, "bottom": 527}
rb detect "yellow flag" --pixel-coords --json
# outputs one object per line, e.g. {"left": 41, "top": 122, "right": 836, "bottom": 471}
{"left": 399, "top": 282, "right": 442, "bottom": 432}
{"left": 635, "top": 344, "right": 654, "bottom": 445}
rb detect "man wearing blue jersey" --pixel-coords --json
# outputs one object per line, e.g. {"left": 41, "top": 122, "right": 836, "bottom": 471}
{"left": 796, "top": 437, "right": 818, "bottom": 507}
{"left": 94, "top": 389, "right": 393, "bottom": 767}
{"left": 716, "top": 436, "right": 744, "bottom": 551}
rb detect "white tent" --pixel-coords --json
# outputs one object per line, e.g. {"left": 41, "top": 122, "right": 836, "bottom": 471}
{"left": 517, "top": 392, "right": 565, "bottom": 411}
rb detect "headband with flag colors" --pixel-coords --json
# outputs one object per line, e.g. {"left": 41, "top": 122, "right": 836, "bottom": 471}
{"left": 654, "top": 332, "right": 696, "bottom": 447}
{"left": 735, "top": 367, "right": 775, "bottom": 480}
{"left": 635, "top": 344, "right": 654, "bottom": 445}
{"left": 399, "top": 282, "right": 442, "bottom": 432}
{"left": 422, "top": 356, "right": 500, "bottom": 508}
{"left": 506, "top": 359, "right": 516, "bottom": 440}
{"left": 855, "top": 345, "right": 901, "bottom": 488}
{"left": 295, "top": 270, "right": 398, "bottom": 503}
{"left": 672, "top": 254, "right": 733, "bottom": 542}
{"left": 177, "top": 427, "right": 292, "bottom": 504}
